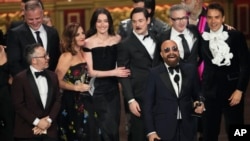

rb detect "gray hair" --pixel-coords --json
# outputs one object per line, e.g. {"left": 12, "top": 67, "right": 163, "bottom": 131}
{"left": 24, "top": 0, "right": 43, "bottom": 12}
{"left": 168, "top": 4, "right": 187, "bottom": 17}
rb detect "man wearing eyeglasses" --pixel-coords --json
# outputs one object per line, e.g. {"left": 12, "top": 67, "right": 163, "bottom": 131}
{"left": 158, "top": 4, "right": 201, "bottom": 65}
{"left": 143, "top": 40, "right": 205, "bottom": 141}
{"left": 11, "top": 43, "right": 61, "bottom": 141}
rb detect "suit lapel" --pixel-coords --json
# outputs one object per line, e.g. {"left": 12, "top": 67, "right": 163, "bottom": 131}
{"left": 24, "top": 23, "right": 37, "bottom": 44}
{"left": 44, "top": 70, "right": 53, "bottom": 110}
{"left": 179, "top": 65, "right": 188, "bottom": 98}
{"left": 159, "top": 65, "right": 176, "bottom": 97}
{"left": 27, "top": 69, "right": 44, "bottom": 110}
{"left": 131, "top": 33, "right": 154, "bottom": 61}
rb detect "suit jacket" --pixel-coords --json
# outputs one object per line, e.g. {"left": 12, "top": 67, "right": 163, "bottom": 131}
{"left": 143, "top": 63, "right": 201, "bottom": 140}
{"left": 7, "top": 23, "right": 60, "bottom": 76}
{"left": 158, "top": 25, "right": 202, "bottom": 65}
{"left": 201, "top": 25, "right": 250, "bottom": 98}
{"left": 117, "top": 32, "right": 162, "bottom": 103}
{"left": 0, "top": 63, "right": 14, "bottom": 141}
{"left": 11, "top": 68, "right": 61, "bottom": 138}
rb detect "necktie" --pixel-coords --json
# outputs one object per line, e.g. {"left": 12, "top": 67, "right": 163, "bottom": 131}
{"left": 168, "top": 65, "right": 180, "bottom": 75}
{"left": 143, "top": 34, "right": 150, "bottom": 40}
{"left": 179, "top": 34, "right": 190, "bottom": 60}
{"left": 35, "top": 31, "right": 44, "bottom": 47}
{"left": 35, "top": 71, "right": 45, "bottom": 78}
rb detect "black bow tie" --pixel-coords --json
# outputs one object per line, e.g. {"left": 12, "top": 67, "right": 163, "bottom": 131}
{"left": 168, "top": 65, "right": 180, "bottom": 75}
{"left": 143, "top": 34, "right": 150, "bottom": 40}
{"left": 35, "top": 71, "right": 45, "bottom": 78}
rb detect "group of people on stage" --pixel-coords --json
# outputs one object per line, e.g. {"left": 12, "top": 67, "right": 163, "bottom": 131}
{"left": 0, "top": 0, "right": 249, "bottom": 141}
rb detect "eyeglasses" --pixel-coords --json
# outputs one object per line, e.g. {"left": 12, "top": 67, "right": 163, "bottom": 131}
{"left": 163, "top": 46, "right": 178, "bottom": 53}
{"left": 33, "top": 53, "right": 49, "bottom": 59}
{"left": 170, "top": 16, "right": 188, "bottom": 22}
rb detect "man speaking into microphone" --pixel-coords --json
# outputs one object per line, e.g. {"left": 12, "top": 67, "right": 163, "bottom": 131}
{"left": 143, "top": 40, "right": 205, "bottom": 141}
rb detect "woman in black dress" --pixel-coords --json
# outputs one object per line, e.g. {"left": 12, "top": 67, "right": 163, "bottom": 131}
{"left": 83, "top": 8, "right": 130, "bottom": 141}
{"left": 56, "top": 23, "right": 98, "bottom": 141}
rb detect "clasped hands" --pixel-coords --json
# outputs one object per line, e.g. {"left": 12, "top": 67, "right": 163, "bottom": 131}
{"left": 32, "top": 116, "right": 51, "bottom": 135}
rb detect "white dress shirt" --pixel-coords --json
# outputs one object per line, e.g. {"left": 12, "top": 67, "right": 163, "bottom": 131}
{"left": 30, "top": 25, "right": 48, "bottom": 50}
{"left": 170, "top": 28, "right": 196, "bottom": 59}
{"left": 133, "top": 30, "right": 156, "bottom": 59}
{"left": 30, "top": 66, "right": 48, "bottom": 109}
{"left": 164, "top": 63, "right": 182, "bottom": 119}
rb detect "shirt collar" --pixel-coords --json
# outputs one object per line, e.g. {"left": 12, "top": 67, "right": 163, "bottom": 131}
{"left": 29, "top": 25, "right": 45, "bottom": 33}
{"left": 171, "top": 27, "right": 189, "bottom": 38}
{"left": 133, "top": 30, "right": 149, "bottom": 41}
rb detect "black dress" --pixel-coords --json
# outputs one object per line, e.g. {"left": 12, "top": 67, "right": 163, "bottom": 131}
{"left": 58, "top": 63, "right": 99, "bottom": 141}
{"left": 83, "top": 45, "right": 121, "bottom": 141}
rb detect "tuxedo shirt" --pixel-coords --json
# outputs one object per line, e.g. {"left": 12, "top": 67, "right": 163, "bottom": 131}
{"left": 30, "top": 26, "right": 47, "bottom": 50}
{"left": 170, "top": 28, "right": 195, "bottom": 59}
{"left": 133, "top": 31, "right": 156, "bottom": 59}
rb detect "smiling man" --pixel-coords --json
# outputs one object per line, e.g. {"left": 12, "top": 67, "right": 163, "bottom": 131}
{"left": 117, "top": 7, "right": 162, "bottom": 141}
{"left": 7, "top": 0, "right": 60, "bottom": 76}
{"left": 201, "top": 3, "right": 250, "bottom": 141}
{"left": 11, "top": 43, "right": 61, "bottom": 141}
{"left": 158, "top": 4, "right": 201, "bottom": 65}
{"left": 143, "top": 40, "right": 205, "bottom": 141}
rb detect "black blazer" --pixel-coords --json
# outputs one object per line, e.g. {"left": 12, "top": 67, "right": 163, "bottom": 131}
{"left": 143, "top": 63, "right": 201, "bottom": 140}
{"left": 7, "top": 23, "right": 60, "bottom": 76}
{"left": 117, "top": 32, "right": 162, "bottom": 103}
{"left": 158, "top": 25, "right": 202, "bottom": 65}
{"left": 201, "top": 25, "right": 250, "bottom": 98}
{"left": 11, "top": 69, "right": 61, "bottom": 138}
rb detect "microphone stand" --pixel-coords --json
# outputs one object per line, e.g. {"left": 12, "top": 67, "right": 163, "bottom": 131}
{"left": 174, "top": 74, "right": 181, "bottom": 141}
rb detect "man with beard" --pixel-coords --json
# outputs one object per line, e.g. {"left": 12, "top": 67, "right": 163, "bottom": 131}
{"left": 143, "top": 40, "right": 205, "bottom": 141}
{"left": 117, "top": 7, "right": 162, "bottom": 141}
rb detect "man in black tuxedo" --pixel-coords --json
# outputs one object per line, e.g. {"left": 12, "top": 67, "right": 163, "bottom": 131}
{"left": 11, "top": 43, "right": 61, "bottom": 141}
{"left": 143, "top": 40, "right": 205, "bottom": 141}
{"left": 117, "top": 7, "right": 162, "bottom": 141}
{"left": 158, "top": 4, "right": 201, "bottom": 65}
{"left": 7, "top": 0, "right": 60, "bottom": 76}
{"left": 200, "top": 3, "right": 250, "bottom": 141}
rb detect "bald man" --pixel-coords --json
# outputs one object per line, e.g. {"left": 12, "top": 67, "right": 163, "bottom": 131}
{"left": 143, "top": 40, "right": 205, "bottom": 141}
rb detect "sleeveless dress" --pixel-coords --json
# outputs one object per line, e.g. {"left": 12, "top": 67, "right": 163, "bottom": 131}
{"left": 83, "top": 45, "right": 121, "bottom": 141}
{"left": 58, "top": 63, "right": 99, "bottom": 141}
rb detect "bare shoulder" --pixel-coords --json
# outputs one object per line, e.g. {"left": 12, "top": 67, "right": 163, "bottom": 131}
{"left": 111, "top": 34, "right": 121, "bottom": 44}
{"left": 84, "top": 36, "right": 97, "bottom": 49}
{"left": 59, "top": 52, "right": 73, "bottom": 62}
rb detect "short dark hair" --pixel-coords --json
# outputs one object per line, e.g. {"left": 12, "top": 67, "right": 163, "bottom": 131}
{"left": 130, "top": 7, "right": 150, "bottom": 20}
{"left": 24, "top": 43, "right": 42, "bottom": 64}
{"left": 206, "top": 3, "right": 225, "bottom": 17}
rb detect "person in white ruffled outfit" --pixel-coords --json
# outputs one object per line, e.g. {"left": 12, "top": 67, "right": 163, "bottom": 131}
{"left": 202, "top": 30, "right": 233, "bottom": 66}
{"left": 200, "top": 3, "right": 250, "bottom": 141}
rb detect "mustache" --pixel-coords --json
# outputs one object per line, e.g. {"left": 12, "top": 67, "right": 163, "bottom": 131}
{"left": 135, "top": 27, "right": 142, "bottom": 30}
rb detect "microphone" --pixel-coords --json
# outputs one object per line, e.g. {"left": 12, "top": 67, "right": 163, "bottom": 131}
{"left": 174, "top": 74, "right": 180, "bottom": 86}
{"left": 174, "top": 74, "right": 180, "bottom": 95}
